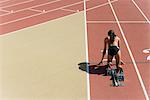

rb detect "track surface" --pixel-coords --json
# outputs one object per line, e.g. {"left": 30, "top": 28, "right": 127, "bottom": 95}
{"left": 0, "top": 0, "right": 85, "bottom": 35}
{"left": 86, "top": 0, "right": 150, "bottom": 100}
{"left": 0, "top": 0, "right": 150, "bottom": 100}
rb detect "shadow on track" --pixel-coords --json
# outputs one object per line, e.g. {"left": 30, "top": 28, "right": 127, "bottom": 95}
{"left": 78, "top": 62, "right": 108, "bottom": 75}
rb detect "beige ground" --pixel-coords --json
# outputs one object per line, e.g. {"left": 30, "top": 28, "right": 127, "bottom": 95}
{"left": 0, "top": 12, "right": 87, "bottom": 100}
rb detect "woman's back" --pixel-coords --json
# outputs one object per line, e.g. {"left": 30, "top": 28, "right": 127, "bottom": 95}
{"left": 108, "top": 36, "right": 120, "bottom": 47}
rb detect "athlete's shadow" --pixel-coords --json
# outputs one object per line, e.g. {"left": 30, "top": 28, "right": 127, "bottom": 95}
{"left": 78, "top": 62, "right": 107, "bottom": 75}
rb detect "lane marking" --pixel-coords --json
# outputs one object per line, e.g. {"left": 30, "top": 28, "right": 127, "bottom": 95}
{"left": 28, "top": 8, "right": 43, "bottom": 13}
{"left": 87, "top": 20, "right": 149, "bottom": 24}
{"left": 0, "top": 11, "right": 82, "bottom": 37}
{"left": 61, "top": 8, "right": 78, "bottom": 13}
{"left": 87, "top": 0, "right": 118, "bottom": 11}
{"left": 0, "top": 0, "right": 34, "bottom": 9}
{"left": 143, "top": 49, "right": 150, "bottom": 54}
{"left": 0, "top": 8, "right": 10, "bottom": 13}
{"left": 0, "top": 0, "right": 85, "bottom": 25}
{"left": 131, "top": 0, "right": 150, "bottom": 24}
{"left": 143, "top": 49, "right": 150, "bottom": 61}
{"left": 0, "top": 12, "right": 10, "bottom": 16}
{"left": 108, "top": 0, "right": 149, "bottom": 100}
{"left": 0, "top": 0, "right": 61, "bottom": 17}
{"left": 147, "top": 56, "right": 150, "bottom": 61}
{"left": 60, "top": 0, "right": 91, "bottom": 13}
{"left": 84, "top": 0, "right": 90, "bottom": 100}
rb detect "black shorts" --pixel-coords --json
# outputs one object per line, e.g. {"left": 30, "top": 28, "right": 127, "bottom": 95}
{"left": 108, "top": 46, "right": 119, "bottom": 56}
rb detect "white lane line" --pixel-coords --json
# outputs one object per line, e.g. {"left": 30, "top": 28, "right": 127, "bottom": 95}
{"left": 0, "top": 0, "right": 61, "bottom": 16}
{"left": 28, "top": 8, "right": 43, "bottom": 13}
{"left": 0, "top": 11, "right": 81, "bottom": 37}
{"left": 0, "top": 0, "right": 85, "bottom": 25}
{"left": 108, "top": 0, "right": 149, "bottom": 100}
{"left": 87, "top": 20, "right": 149, "bottom": 24}
{"left": 61, "top": 8, "right": 78, "bottom": 13}
{"left": 87, "top": 0, "right": 118, "bottom": 11}
{"left": 0, "top": 9, "right": 10, "bottom": 13}
{"left": 84, "top": 0, "right": 90, "bottom": 100}
{"left": 147, "top": 56, "right": 150, "bottom": 60}
{"left": 60, "top": 0, "right": 90, "bottom": 13}
{"left": 143, "top": 49, "right": 150, "bottom": 61}
{"left": 0, "top": 0, "right": 34, "bottom": 9}
{"left": 131, "top": 0, "right": 150, "bottom": 24}
{"left": 143, "top": 49, "right": 150, "bottom": 54}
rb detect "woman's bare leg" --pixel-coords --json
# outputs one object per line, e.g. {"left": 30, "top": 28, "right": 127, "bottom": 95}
{"left": 115, "top": 50, "right": 122, "bottom": 73}
{"left": 102, "top": 55, "right": 113, "bottom": 76}
{"left": 107, "top": 55, "right": 113, "bottom": 66}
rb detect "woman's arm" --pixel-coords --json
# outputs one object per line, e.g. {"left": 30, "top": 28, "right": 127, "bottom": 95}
{"left": 118, "top": 37, "right": 120, "bottom": 48}
{"left": 98, "top": 38, "right": 107, "bottom": 65}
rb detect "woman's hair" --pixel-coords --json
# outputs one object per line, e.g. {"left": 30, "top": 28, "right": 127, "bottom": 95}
{"left": 108, "top": 30, "right": 116, "bottom": 42}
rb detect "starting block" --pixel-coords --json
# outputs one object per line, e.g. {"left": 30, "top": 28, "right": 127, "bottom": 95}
{"left": 106, "top": 68, "right": 112, "bottom": 76}
{"left": 111, "top": 68, "right": 125, "bottom": 87}
{"left": 105, "top": 67, "right": 125, "bottom": 86}
{"left": 105, "top": 65, "right": 124, "bottom": 80}
{"left": 117, "top": 69, "right": 124, "bottom": 81}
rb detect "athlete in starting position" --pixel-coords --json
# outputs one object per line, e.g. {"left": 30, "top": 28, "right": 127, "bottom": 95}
{"left": 98, "top": 30, "right": 123, "bottom": 73}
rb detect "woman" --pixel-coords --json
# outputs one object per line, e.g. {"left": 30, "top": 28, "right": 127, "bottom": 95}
{"left": 98, "top": 30, "right": 123, "bottom": 73}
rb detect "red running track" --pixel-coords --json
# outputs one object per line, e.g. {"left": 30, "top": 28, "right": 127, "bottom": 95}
{"left": 86, "top": 0, "right": 150, "bottom": 100}
{"left": 0, "top": 0, "right": 111, "bottom": 35}
{"left": 0, "top": 0, "right": 150, "bottom": 99}
{"left": 0, "top": 0, "right": 86, "bottom": 35}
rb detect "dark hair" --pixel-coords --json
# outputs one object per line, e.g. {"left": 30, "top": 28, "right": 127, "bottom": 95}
{"left": 108, "top": 30, "right": 116, "bottom": 42}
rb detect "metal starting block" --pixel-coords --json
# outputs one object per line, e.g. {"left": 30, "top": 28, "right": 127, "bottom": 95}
{"left": 106, "top": 68, "right": 112, "bottom": 76}
{"left": 111, "top": 69, "right": 125, "bottom": 87}
{"left": 106, "top": 68, "right": 124, "bottom": 81}
{"left": 117, "top": 70, "right": 124, "bottom": 81}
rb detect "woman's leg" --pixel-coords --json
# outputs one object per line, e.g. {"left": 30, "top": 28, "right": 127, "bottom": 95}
{"left": 102, "top": 55, "right": 113, "bottom": 76}
{"left": 115, "top": 50, "right": 122, "bottom": 73}
{"left": 107, "top": 55, "right": 113, "bottom": 66}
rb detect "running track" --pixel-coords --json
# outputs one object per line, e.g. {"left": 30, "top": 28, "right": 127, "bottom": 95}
{"left": 86, "top": 0, "right": 150, "bottom": 100}
{"left": 0, "top": 0, "right": 88, "bottom": 35}
{"left": 0, "top": 0, "right": 150, "bottom": 100}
